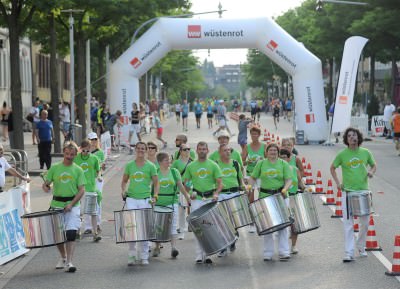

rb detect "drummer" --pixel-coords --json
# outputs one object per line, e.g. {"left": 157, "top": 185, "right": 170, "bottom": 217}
{"left": 86, "top": 132, "right": 105, "bottom": 235}
{"left": 42, "top": 141, "right": 86, "bottom": 273}
{"left": 247, "top": 143, "right": 292, "bottom": 261}
{"left": 281, "top": 138, "right": 305, "bottom": 178}
{"left": 146, "top": 141, "right": 159, "bottom": 169}
{"left": 330, "top": 127, "right": 377, "bottom": 263}
{"left": 209, "top": 130, "right": 244, "bottom": 171}
{"left": 215, "top": 143, "right": 245, "bottom": 257}
{"left": 171, "top": 143, "right": 194, "bottom": 240}
{"left": 172, "top": 134, "right": 196, "bottom": 161}
{"left": 241, "top": 125, "right": 265, "bottom": 233}
{"left": 279, "top": 148, "right": 306, "bottom": 255}
{"left": 73, "top": 140, "right": 101, "bottom": 242}
{"left": 152, "top": 152, "right": 190, "bottom": 259}
{"left": 183, "top": 141, "right": 223, "bottom": 264}
{"left": 121, "top": 141, "right": 159, "bottom": 266}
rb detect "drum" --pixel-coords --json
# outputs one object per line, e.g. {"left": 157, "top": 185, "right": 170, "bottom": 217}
{"left": 289, "top": 192, "right": 320, "bottom": 234}
{"left": 219, "top": 193, "right": 253, "bottom": 229}
{"left": 249, "top": 194, "right": 293, "bottom": 235}
{"left": 348, "top": 190, "right": 374, "bottom": 217}
{"left": 83, "top": 192, "right": 98, "bottom": 215}
{"left": 21, "top": 210, "right": 66, "bottom": 248}
{"left": 114, "top": 208, "right": 155, "bottom": 243}
{"left": 153, "top": 206, "right": 173, "bottom": 243}
{"left": 187, "top": 201, "right": 236, "bottom": 256}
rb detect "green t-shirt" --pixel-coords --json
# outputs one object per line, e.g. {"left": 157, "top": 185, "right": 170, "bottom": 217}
{"left": 183, "top": 159, "right": 222, "bottom": 194}
{"left": 172, "top": 149, "right": 196, "bottom": 161}
{"left": 209, "top": 149, "right": 243, "bottom": 170}
{"left": 288, "top": 165, "right": 299, "bottom": 196}
{"left": 46, "top": 162, "right": 86, "bottom": 208}
{"left": 92, "top": 149, "right": 105, "bottom": 164}
{"left": 156, "top": 168, "right": 181, "bottom": 206}
{"left": 251, "top": 158, "right": 291, "bottom": 198}
{"left": 215, "top": 159, "right": 243, "bottom": 191}
{"left": 246, "top": 143, "right": 265, "bottom": 174}
{"left": 124, "top": 160, "right": 157, "bottom": 199}
{"left": 171, "top": 158, "right": 191, "bottom": 174}
{"left": 74, "top": 153, "right": 100, "bottom": 192}
{"left": 332, "top": 147, "right": 375, "bottom": 191}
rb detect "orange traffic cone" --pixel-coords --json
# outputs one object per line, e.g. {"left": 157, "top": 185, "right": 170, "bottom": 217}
{"left": 277, "top": 136, "right": 281, "bottom": 146}
{"left": 323, "top": 179, "right": 335, "bottom": 205}
{"left": 353, "top": 216, "right": 359, "bottom": 232}
{"left": 314, "top": 170, "right": 324, "bottom": 194}
{"left": 385, "top": 235, "right": 400, "bottom": 276}
{"left": 365, "top": 215, "right": 382, "bottom": 251}
{"left": 271, "top": 133, "right": 275, "bottom": 143}
{"left": 305, "top": 163, "right": 314, "bottom": 185}
{"left": 266, "top": 132, "right": 271, "bottom": 144}
{"left": 263, "top": 129, "right": 267, "bottom": 141}
{"left": 302, "top": 157, "right": 307, "bottom": 171}
{"left": 331, "top": 189, "right": 343, "bottom": 218}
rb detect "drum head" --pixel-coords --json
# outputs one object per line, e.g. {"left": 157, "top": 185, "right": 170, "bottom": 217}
{"left": 22, "top": 210, "right": 62, "bottom": 218}
{"left": 154, "top": 206, "right": 174, "bottom": 213}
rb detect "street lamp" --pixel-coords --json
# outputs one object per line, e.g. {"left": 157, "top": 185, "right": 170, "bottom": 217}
{"left": 316, "top": 0, "right": 368, "bottom": 11}
{"left": 61, "top": 9, "right": 83, "bottom": 140}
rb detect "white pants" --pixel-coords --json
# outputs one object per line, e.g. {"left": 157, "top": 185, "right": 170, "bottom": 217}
{"left": 342, "top": 192, "right": 369, "bottom": 257}
{"left": 191, "top": 198, "right": 213, "bottom": 259}
{"left": 167, "top": 203, "right": 179, "bottom": 235}
{"left": 84, "top": 206, "right": 101, "bottom": 230}
{"left": 263, "top": 197, "right": 290, "bottom": 258}
{"left": 64, "top": 206, "right": 81, "bottom": 231}
{"left": 126, "top": 197, "right": 152, "bottom": 260}
{"left": 178, "top": 205, "right": 187, "bottom": 233}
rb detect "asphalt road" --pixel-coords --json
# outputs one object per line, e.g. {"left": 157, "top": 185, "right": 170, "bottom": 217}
{"left": 1, "top": 112, "right": 400, "bottom": 289}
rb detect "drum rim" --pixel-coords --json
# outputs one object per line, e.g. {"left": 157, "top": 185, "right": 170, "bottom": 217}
{"left": 24, "top": 240, "right": 66, "bottom": 249}
{"left": 219, "top": 193, "right": 248, "bottom": 203}
{"left": 257, "top": 220, "right": 293, "bottom": 235}
{"left": 187, "top": 201, "right": 218, "bottom": 221}
{"left": 153, "top": 205, "right": 174, "bottom": 213}
{"left": 21, "top": 210, "right": 63, "bottom": 218}
{"left": 114, "top": 208, "right": 153, "bottom": 213}
{"left": 292, "top": 225, "right": 320, "bottom": 235}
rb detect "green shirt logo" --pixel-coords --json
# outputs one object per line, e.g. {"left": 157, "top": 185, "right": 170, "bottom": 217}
{"left": 159, "top": 177, "right": 173, "bottom": 188}
{"left": 347, "top": 157, "right": 363, "bottom": 169}
{"left": 132, "top": 171, "right": 145, "bottom": 182}
{"left": 264, "top": 168, "right": 278, "bottom": 179}
{"left": 222, "top": 167, "right": 235, "bottom": 177}
{"left": 196, "top": 168, "right": 210, "bottom": 179}
{"left": 59, "top": 172, "right": 73, "bottom": 184}
{"left": 80, "top": 162, "right": 90, "bottom": 173}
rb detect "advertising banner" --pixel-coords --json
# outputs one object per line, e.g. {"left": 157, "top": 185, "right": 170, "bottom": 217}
{"left": 370, "top": 115, "right": 385, "bottom": 137}
{"left": 332, "top": 36, "right": 369, "bottom": 133}
{"left": 0, "top": 187, "right": 29, "bottom": 265}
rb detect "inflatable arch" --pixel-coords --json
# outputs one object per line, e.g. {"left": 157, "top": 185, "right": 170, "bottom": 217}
{"left": 110, "top": 17, "right": 327, "bottom": 142}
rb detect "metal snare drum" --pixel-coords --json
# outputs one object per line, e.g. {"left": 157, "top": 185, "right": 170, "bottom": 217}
{"left": 114, "top": 208, "right": 155, "bottom": 243}
{"left": 289, "top": 192, "right": 320, "bottom": 234}
{"left": 83, "top": 192, "right": 98, "bottom": 215}
{"left": 187, "top": 201, "right": 236, "bottom": 256}
{"left": 153, "top": 206, "right": 174, "bottom": 243}
{"left": 348, "top": 190, "right": 374, "bottom": 217}
{"left": 21, "top": 210, "right": 66, "bottom": 248}
{"left": 249, "top": 194, "right": 293, "bottom": 235}
{"left": 219, "top": 193, "right": 253, "bottom": 229}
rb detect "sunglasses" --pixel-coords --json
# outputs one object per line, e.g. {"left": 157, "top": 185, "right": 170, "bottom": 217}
{"left": 148, "top": 146, "right": 157, "bottom": 150}
{"left": 90, "top": 138, "right": 97, "bottom": 141}
{"left": 181, "top": 148, "right": 190, "bottom": 151}
{"left": 82, "top": 150, "right": 90, "bottom": 153}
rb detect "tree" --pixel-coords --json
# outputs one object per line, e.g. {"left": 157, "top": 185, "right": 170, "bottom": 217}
{"left": 0, "top": 1, "right": 36, "bottom": 149}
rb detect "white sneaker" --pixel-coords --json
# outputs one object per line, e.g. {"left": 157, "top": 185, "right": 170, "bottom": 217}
{"left": 55, "top": 258, "right": 66, "bottom": 269}
{"left": 141, "top": 259, "right": 149, "bottom": 265}
{"left": 178, "top": 233, "right": 185, "bottom": 240}
{"left": 65, "top": 263, "right": 77, "bottom": 273}
{"left": 291, "top": 246, "right": 298, "bottom": 254}
{"left": 343, "top": 255, "right": 354, "bottom": 263}
{"left": 358, "top": 250, "right": 368, "bottom": 257}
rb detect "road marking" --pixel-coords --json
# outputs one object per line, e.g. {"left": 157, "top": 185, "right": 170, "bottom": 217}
{"left": 242, "top": 230, "right": 259, "bottom": 289}
{"left": 319, "top": 195, "right": 400, "bottom": 283}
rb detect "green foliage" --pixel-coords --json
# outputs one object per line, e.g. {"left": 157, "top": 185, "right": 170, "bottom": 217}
{"left": 367, "top": 93, "right": 380, "bottom": 116}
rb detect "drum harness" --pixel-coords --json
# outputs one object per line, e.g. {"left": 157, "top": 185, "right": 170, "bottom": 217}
{"left": 216, "top": 159, "right": 242, "bottom": 194}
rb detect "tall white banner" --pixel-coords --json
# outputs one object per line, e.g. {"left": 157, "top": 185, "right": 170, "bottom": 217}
{"left": 332, "top": 36, "right": 369, "bottom": 133}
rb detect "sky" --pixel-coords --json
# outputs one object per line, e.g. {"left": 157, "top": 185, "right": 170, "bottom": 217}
{"left": 189, "top": 0, "right": 305, "bottom": 67}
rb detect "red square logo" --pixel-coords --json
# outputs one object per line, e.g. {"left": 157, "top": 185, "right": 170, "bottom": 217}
{"left": 188, "top": 25, "right": 201, "bottom": 38}
{"left": 338, "top": 95, "right": 348, "bottom": 104}
{"left": 305, "top": 113, "right": 315, "bottom": 123}
{"left": 267, "top": 40, "right": 278, "bottom": 51}
{"left": 130, "top": 57, "right": 141, "bottom": 69}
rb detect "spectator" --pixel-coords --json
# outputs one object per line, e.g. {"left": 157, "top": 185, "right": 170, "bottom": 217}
{"left": 0, "top": 143, "right": 30, "bottom": 192}
{"left": 60, "top": 102, "right": 71, "bottom": 139}
{"left": 30, "top": 100, "right": 41, "bottom": 145}
{"left": 105, "top": 110, "right": 123, "bottom": 147}
{"left": 383, "top": 100, "right": 396, "bottom": 139}
{"left": 0, "top": 101, "right": 10, "bottom": 142}
{"left": 35, "top": 110, "right": 54, "bottom": 170}
{"left": 96, "top": 103, "right": 106, "bottom": 137}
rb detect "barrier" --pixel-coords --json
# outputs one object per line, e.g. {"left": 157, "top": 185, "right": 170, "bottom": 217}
{"left": 0, "top": 186, "right": 30, "bottom": 265}
{"left": 350, "top": 114, "right": 369, "bottom": 137}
